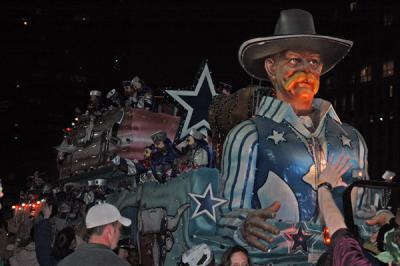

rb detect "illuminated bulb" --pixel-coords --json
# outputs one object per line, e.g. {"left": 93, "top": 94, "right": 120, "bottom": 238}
{"left": 21, "top": 203, "right": 26, "bottom": 207}
{"left": 19, "top": 207, "right": 22, "bottom": 210}
{"left": 36, "top": 201, "right": 41, "bottom": 205}
{"left": 32, "top": 204, "right": 36, "bottom": 208}
{"left": 41, "top": 199, "right": 45, "bottom": 202}
{"left": 71, "top": 122, "right": 75, "bottom": 126}
{"left": 12, "top": 205, "right": 16, "bottom": 209}
{"left": 323, "top": 227, "right": 331, "bottom": 245}
{"left": 23, "top": 21, "right": 28, "bottom": 26}
{"left": 75, "top": 117, "right": 79, "bottom": 121}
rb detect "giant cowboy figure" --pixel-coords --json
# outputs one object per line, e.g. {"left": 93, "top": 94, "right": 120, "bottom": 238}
{"left": 219, "top": 9, "right": 377, "bottom": 263}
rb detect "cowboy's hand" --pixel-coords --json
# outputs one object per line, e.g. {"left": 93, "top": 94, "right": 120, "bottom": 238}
{"left": 242, "top": 201, "right": 281, "bottom": 252}
{"left": 366, "top": 211, "right": 394, "bottom": 227}
{"left": 319, "top": 154, "right": 352, "bottom": 187}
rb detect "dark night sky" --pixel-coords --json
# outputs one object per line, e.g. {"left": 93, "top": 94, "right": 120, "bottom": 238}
{"left": 0, "top": 1, "right": 363, "bottom": 197}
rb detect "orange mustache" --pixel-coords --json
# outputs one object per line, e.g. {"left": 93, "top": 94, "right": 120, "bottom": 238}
{"left": 284, "top": 72, "right": 320, "bottom": 95}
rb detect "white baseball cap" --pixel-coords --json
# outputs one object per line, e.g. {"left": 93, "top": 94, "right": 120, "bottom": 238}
{"left": 85, "top": 203, "right": 131, "bottom": 229}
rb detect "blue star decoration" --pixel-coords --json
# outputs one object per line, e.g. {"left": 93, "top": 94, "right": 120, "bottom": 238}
{"left": 288, "top": 224, "right": 312, "bottom": 252}
{"left": 188, "top": 183, "right": 227, "bottom": 222}
{"left": 165, "top": 61, "right": 218, "bottom": 142}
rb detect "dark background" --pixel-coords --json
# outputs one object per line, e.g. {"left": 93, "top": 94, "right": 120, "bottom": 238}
{"left": 1, "top": 1, "right": 399, "bottom": 199}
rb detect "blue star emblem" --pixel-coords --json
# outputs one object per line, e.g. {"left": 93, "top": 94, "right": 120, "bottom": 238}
{"left": 165, "top": 62, "right": 218, "bottom": 142}
{"left": 188, "top": 183, "right": 227, "bottom": 222}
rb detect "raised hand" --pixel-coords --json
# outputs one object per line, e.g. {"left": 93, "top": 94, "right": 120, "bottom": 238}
{"left": 242, "top": 201, "right": 281, "bottom": 252}
{"left": 366, "top": 211, "right": 394, "bottom": 227}
{"left": 319, "top": 153, "right": 352, "bottom": 187}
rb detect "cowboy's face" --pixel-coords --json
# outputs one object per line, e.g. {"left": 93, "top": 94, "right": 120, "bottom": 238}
{"left": 266, "top": 50, "right": 323, "bottom": 102}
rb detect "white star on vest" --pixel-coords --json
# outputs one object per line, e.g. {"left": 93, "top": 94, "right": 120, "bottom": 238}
{"left": 268, "top": 130, "right": 287, "bottom": 145}
{"left": 340, "top": 134, "right": 352, "bottom": 148}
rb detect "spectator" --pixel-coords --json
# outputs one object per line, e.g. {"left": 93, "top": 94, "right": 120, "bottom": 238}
{"left": 35, "top": 202, "right": 76, "bottom": 266}
{"left": 58, "top": 203, "right": 131, "bottom": 266}
{"left": 9, "top": 227, "right": 39, "bottom": 266}
{"left": 220, "top": 245, "right": 250, "bottom": 266}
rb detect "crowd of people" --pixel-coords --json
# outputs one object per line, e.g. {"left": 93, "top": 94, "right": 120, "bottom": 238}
{"left": 0, "top": 173, "right": 253, "bottom": 266}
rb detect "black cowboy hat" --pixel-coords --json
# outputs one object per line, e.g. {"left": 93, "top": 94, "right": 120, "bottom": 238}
{"left": 238, "top": 9, "right": 353, "bottom": 80}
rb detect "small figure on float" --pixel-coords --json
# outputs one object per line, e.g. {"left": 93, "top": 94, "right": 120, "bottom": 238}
{"left": 132, "top": 144, "right": 159, "bottom": 184}
{"left": 123, "top": 76, "right": 153, "bottom": 110}
{"left": 86, "top": 90, "right": 104, "bottom": 115}
{"left": 179, "top": 128, "right": 211, "bottom": 172}
{"left": 106, "top": 88, "right": 123, "bottom": 108}
{"left": 150, "top": 131, "right": 179, "bottom": 183}
{"left": 82, "top": 90, "right": 104, "bottom": 143}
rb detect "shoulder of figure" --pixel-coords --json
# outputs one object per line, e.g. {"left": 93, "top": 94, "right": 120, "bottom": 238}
{"left": 222, "top": 120, "right": 259, "bottom": 157}
{"left": 226, "top": 119, "right": 257, "bottom": 138}
{"left": 341, "top": 122, "right": 367, "bottom": 143}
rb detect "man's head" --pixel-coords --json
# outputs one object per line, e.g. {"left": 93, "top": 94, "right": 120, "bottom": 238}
{"left": 220, "top": 245, "right": 250, "bottom": 266}
{"left": 265, "top": 49, "right": 322, "bottom": 109}
{"left": 85, "top": 203, "right": 131, "bottom": 249}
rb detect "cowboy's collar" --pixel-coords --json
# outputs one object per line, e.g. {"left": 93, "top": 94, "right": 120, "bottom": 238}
{"left": 256, "top": 96, "right": 341, "bottom": 138}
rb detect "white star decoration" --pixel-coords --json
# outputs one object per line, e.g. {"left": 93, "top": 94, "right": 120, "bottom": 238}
{"left": 188, "top": 183, "right": 227, "bottom": 222}
{"left": 268, "top": 130, "right": 287, "bottom": 145}
{"left": 165, "top": 63, "right": 217, "bottom": 141}
{"left": 340, "top": 134, "right": 352, "bottom": 148}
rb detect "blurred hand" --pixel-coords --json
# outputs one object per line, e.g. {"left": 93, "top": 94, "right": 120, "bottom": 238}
{"left": 319, "top": 154, "right": 352, "bottom": 187}
{"left": 242, "top": 201, "right": 281, "bottom": 252}
{"left": 366, "top": 211, "right": 394, "bottom": 227}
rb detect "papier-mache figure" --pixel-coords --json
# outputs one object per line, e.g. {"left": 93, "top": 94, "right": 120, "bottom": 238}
{"left": 150, "top": 131, "right": 179, "bottom": 183}
{"left": 123, "top": 76, "right": 153, "bottom": 110}
{"left": 87, "top": 90, "right": 104, "bottom": 115}
{"left": 179, "top": 128, "right": 212, "bottom": 172}
{"left": 216, "top": 9, "right": 377, "bottom": 264}
{"left": 82, "top": 90, "right": 103, "bottom": 143}
{"left": 106, "top": 88, "right": 123, "bottom": 108}
{"left": 135, "top": 145, "right": 159, "bottom": 184}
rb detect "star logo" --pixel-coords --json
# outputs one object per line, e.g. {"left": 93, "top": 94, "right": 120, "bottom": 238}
{"left": 340, "top": 134, "right": 352, "bottom": 148}
{"left": 188, "top": 183, "right": 227, "bottom": 222}
{"left": 165, "top": 62, "right": 217, "bottom": 142}
{"left": 267, "top": 130, "right": 287, "bottom": 145}
{"left": 288, "top": 224, "right": 312, "bottom": 252}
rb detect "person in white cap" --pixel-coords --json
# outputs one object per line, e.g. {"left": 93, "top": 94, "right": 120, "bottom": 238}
{"left": 58, "top": 203, "right": 131, "bottom": 266}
